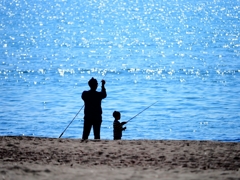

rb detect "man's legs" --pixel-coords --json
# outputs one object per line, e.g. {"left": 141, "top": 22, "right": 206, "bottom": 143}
{"left": 82, "top": 121, "right": 92, "bottom": 140}
{"left": 93, "top": 120, "right": 102, "bottom": 139}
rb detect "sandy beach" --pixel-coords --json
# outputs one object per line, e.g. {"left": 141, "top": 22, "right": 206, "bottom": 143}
{"left": 0, "top": 136, "right": 239, "bottom": 180}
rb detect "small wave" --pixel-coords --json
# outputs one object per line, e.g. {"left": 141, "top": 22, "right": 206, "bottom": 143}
{"left": 58, "top": 68, "right": 75, "bottom": 76}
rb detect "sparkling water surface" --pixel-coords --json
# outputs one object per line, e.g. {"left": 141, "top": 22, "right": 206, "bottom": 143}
{"left": 0, "top": 0, "right": 240, "bottom": 141}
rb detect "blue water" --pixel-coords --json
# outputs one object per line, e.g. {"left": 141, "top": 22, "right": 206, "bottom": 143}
{"left": 0, "top": 0, "right": 240, "bottom": 141}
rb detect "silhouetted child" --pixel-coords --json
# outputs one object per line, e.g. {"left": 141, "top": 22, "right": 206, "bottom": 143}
{"left": 113, "top": 111, "right": 126, "bottom": 140}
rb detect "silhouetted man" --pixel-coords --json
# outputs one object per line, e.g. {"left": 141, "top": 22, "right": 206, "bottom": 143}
{"left": 81, "top": 77, "right": 107, "bottom": 139}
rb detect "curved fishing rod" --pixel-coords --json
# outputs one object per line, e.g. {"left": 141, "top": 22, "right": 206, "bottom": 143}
{"left": 59, "top": 105, "right": 84, "bottom": 138}
{"left": 126, "top": 101, "right": 158, "bottom": 123}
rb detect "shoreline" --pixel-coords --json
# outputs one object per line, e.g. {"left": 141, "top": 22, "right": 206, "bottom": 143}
{"left": 1, "top": 136, "right": 239, "bottom": 180}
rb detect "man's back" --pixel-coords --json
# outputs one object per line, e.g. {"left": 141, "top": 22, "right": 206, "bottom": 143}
{"left": 82, "top": 89, "right": 107, "bottom": 119}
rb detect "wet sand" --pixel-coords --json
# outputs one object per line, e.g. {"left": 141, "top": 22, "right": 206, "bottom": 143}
{"left": 0, "top": 136, "right": 239, "bottom": 180}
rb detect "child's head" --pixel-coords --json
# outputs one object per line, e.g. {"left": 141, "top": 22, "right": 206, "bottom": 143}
{"left": 113, "top": 111, "right": 121, "bottom": 120}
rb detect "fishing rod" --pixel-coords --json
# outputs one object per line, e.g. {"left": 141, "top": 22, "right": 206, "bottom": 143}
{"left": 126, "top": 101, "right": 158, "bottom": 123}
{"left": 59, "top": 105, "right": 84, "bottom": 138}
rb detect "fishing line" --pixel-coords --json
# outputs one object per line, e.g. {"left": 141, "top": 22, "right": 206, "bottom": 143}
{"left": 126, "top": 101, "right": 158, "bottom": 123}
{"left": 59, "top": 105, "right": 84, "bottom": 138}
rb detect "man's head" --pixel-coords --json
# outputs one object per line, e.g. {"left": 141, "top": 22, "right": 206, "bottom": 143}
{"left": 88, "top": 77, "right": 98, "bottom": 90}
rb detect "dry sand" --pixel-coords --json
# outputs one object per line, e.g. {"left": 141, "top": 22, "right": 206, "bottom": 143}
{"left": 0, "top": 136, "right": 239, "bottom": 180}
